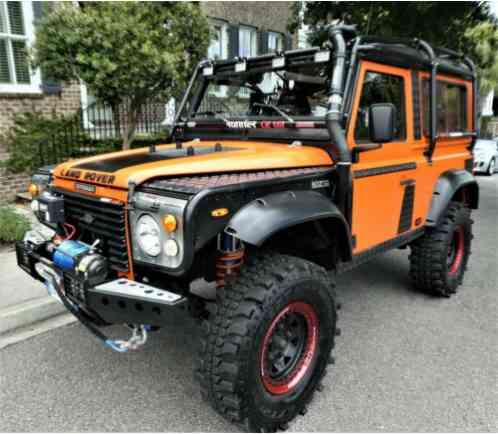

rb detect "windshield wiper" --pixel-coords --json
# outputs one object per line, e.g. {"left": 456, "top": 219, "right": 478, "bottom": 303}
{"left": 253, "top": 102, "right": 295, "bottom": 123}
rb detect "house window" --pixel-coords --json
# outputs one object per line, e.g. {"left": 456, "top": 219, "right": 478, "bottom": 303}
{"left": 268, "top": 31, "right": 283, "bottom": 53}
{"left": 0, "top": 1, "right": 40, "bottom": 93}
{"left": 208, "top": 21, "right": 227, "bottom": 60}
{"left": 423, "top": 80, "right": 468, "bottom": 135}
{"left": 239, "top": 25, "right": 257, "bottom": 58}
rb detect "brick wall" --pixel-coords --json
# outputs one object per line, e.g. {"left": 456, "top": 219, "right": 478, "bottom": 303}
{"left": 201, "top": 2, "right": 294, "bottom": 36}
{"left": 0, "top": 82, "right": 81, "bottom": 202}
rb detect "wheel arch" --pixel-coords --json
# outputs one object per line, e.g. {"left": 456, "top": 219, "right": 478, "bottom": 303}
{"left": 426, "top": 170, "right": 479, "bottom": 227}
{"left": 226, "top": 190, "right": 352, "bottom": 267}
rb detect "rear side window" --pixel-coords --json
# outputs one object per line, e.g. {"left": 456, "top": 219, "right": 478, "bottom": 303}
{"left": 354, "top": 71, "right": 406, "bottom": 142}
{"left": 423, "top": 80, "right": 467, "bottom": 135}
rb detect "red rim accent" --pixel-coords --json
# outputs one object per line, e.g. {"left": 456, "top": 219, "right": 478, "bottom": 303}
{"left": 448, "top": 226, "right": 465, "bottom": 276}
{"left": 259, "top": 301, "right": 319, "bottom": 395}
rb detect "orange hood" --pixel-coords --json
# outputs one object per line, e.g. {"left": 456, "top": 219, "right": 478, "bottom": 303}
{"left": 53, "top": 140, "right": 333, "bottom": 190}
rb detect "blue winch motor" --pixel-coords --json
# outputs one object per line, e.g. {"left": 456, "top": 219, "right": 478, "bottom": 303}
{"left": 53, "top": 240, "right": 90, "bottom": 271}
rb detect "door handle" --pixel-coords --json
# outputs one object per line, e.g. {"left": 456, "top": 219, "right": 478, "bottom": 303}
{"left": 400, "top": 178, "right": 415, "bottom": 186}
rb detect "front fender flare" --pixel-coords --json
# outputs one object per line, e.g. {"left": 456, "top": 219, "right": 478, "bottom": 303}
{"left": 226, "top": 190, "right": 351, "bottom": 258}
{"left": 426, "top": 170, "right": 479, "bottom": 227}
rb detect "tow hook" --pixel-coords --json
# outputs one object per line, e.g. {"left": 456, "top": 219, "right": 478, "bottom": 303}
{"left": 104, "top": 325, "right": 149, "bottom": 353}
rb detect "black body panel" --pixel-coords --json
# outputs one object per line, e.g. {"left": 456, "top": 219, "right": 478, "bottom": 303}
{"left": 137, "top": 168, "right": 336, "bottom": 277}
{"left": 426, "top": 170, "right": 479, "bottom": 227}
{"left": 226, "top": 189, "right": 351, "bottom": 257}
{"left": 398, "top": 184, "right": 415, "bottom": 234}
{"left": 75, "top": 145, "right": 242, "bottom": 173}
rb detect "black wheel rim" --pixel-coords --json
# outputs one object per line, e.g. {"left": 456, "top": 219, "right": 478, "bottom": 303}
{"left": 266, "top": 312, "right": 307, "bottom": 381}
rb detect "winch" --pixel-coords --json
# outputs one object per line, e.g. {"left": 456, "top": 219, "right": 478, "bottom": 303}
{"left": 53, "top": 240, "right": 108, "bottom": 291}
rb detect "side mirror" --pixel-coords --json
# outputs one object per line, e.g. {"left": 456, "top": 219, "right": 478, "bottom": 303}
{"left": 369, "top": 103, "right": 396, "bottom": 143}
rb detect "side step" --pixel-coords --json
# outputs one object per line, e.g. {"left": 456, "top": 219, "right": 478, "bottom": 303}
{"left": 87, "top": 279, "right": 186, "bottom": 326}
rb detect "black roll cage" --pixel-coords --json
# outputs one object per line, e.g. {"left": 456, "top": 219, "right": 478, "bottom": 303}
{"left": 170, "top": 30, "right": 477, "bottom": 164}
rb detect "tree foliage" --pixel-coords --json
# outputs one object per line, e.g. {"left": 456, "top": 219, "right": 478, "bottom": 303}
{"left": 465, "top": 21, "right": 498, "bottom": 94}
{"left": 292, "top": 2, "right": 491, "bottom": 51}
{"left": 33, "top": 2, "right": 210, "bottom": 149}
{"left": 290, "top": 2, "right": 498, "bottom": 97}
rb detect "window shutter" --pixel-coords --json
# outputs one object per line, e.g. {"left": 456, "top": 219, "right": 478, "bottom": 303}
{"left": 12, "top": 40, "right": 29, "bottom": 83}
{"left": 227, "top": 24, "right": 239, "bottom": 59}
{"left": 33, "top": 1, "right": 62, "bottom": 94}
{"left": 284, "top": 34, "right": 293, "bottom": 51}
{"left": 0, "top": 40, "right": 11, "bottom": 83}
{"left": 7, "top": 2, "right": 25, "bottom": 35}
{"left": 258, "top": 31, "right": 269, "bottom": 55}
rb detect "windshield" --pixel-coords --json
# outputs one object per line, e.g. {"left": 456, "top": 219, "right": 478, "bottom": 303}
{"left": 182, "top": 62, "right": 332, "bottom": 122}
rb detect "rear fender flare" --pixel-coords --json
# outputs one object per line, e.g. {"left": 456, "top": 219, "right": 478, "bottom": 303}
{"left": 226, "top": 190, "right": 352, "bottom": 260}
{"left": 426, "top": 170, "right": 479, "bottom": 227}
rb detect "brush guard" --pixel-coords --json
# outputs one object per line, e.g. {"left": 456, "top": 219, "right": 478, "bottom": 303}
{"left": 36, "top": 261, "right": 150, "bottom": 353}
{"left": 16, "top": 239, "right": 186, "bottom": 353}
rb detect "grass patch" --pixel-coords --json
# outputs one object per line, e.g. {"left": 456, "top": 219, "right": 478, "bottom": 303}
{"left": 0, "top": 206, "right": 31, "bottom": 244}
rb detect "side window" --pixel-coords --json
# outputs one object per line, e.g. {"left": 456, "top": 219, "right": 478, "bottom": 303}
{"left": 423, "top": 80, "right": 467, "bottom": 135}
{"left": 354, "top": 71, "right": 406, "bottom": 142}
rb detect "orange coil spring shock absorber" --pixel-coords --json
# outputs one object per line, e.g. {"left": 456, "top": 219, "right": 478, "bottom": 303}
{"left": 216, "top": 233, "right": 245, "bottom": 289}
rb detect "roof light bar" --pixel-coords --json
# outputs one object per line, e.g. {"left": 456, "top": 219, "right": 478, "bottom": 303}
{"left": 235, "top": 60, "right": 247, "bottom": 72}
{"left": 272, "top": 56, "right": 286, "bottom": 68}
{"left": 314, "top": 50, "right": 330, "bottom": 63}
{"left": 202, "top": 65, "right": 214, "bottom": 76}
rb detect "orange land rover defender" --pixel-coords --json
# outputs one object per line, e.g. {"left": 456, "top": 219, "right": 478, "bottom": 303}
{"left": 17, "top": 25, "right": 479, "bottom": 431}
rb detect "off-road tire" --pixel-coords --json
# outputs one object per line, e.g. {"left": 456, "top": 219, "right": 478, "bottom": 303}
{"left": 195, "top": 253, "right": 337, "bottom": 432}
{"left": 409, "top": 202, "right": 473, "bottom": 297}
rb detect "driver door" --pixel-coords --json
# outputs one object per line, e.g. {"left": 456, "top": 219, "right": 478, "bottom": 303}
{"left": 347, "top": 61, "right": 417, "bottom": 253}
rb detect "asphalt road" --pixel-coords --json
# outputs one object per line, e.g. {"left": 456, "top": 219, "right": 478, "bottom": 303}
{"left": 1, "top": 176, "right": 497, "bottom": 432}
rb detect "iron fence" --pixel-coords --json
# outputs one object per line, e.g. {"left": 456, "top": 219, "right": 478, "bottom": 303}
{"left": 37, "top": 99, "right": 172, "bottom": 167}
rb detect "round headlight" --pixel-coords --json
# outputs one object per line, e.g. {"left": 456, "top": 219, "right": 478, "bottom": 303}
{"left": 136, "top": 214, "right": 161, "bottom": 257}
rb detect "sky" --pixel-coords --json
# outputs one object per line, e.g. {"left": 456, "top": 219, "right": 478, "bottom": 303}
{"left": 490, "top": 0, "right": 498, "bottom": 16}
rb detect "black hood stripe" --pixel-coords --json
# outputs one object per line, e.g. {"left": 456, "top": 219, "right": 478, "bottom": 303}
{"left": 75, "top": 145, "right": 243, "bottom": 173}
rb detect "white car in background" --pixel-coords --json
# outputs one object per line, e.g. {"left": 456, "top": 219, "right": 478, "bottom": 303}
{"left": 473, "top": 139, "right": 498, "bottom": 175}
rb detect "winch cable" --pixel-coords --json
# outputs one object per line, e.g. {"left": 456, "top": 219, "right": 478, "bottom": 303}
{"left": 38, "top": 263, "right": 148, "bottom": 353}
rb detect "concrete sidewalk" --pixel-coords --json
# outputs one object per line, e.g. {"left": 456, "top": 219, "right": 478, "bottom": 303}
{"left": 0, "top": 209, "right": 67, "bottom": 336}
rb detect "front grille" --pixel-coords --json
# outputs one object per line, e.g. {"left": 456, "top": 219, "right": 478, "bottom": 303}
{"left": 60, "top": 191, "right": 129, "bottom": 273}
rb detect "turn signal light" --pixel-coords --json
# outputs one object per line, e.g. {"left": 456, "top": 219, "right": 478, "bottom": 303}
{"left": 28, "top": 183, "right": 39, "bottom": 197}
{"left": 211, "top": 208, "right": 229, "bottom": 218}
{"left": 162, "top": 214, "right": 177, "bottom": 232}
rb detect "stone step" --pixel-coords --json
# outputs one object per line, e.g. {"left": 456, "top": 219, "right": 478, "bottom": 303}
{"left": 16, "top": 191, "right": 31, "bottom": 203}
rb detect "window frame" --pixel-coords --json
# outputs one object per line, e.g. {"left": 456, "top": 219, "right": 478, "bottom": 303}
{"left": 349, "top": 63, "right": 408, "bottom": 145}
{"left": 267, "top": 31, "right": 284, "bottom": 53}
{"left": 0, "top": 0, "right": 41, "bottom": 94}
{"left": 207, "top": 18, "right": 228, "bottom": 61}
{"left": 238, "top": 24, "right": 257, "bottom": 58}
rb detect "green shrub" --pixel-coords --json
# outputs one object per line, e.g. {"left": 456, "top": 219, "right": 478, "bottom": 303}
{"left": 1, "top": 111, "right": 89, "bottom": 174}
{"left": 0, "top": 206, "right": 31, "bottom": 244}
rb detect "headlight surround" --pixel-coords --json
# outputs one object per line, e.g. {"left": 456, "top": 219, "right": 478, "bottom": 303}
{"left": 130, "top": 193, "right": 188, "bottom": 269}
{"left": 135, "top": 214, "right": 162, "bottom": 257}
{"left": 30, "top": 171, "right": 52, "bottom": 198}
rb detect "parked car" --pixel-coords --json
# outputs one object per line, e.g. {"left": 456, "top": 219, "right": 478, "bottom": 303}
{"left": 473, "top": 139, "right": 498, "bottom": 175}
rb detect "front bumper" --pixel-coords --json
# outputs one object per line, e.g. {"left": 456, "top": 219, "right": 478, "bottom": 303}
{"left": 15, "top": 241, "right": 186, "bottom": 327}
